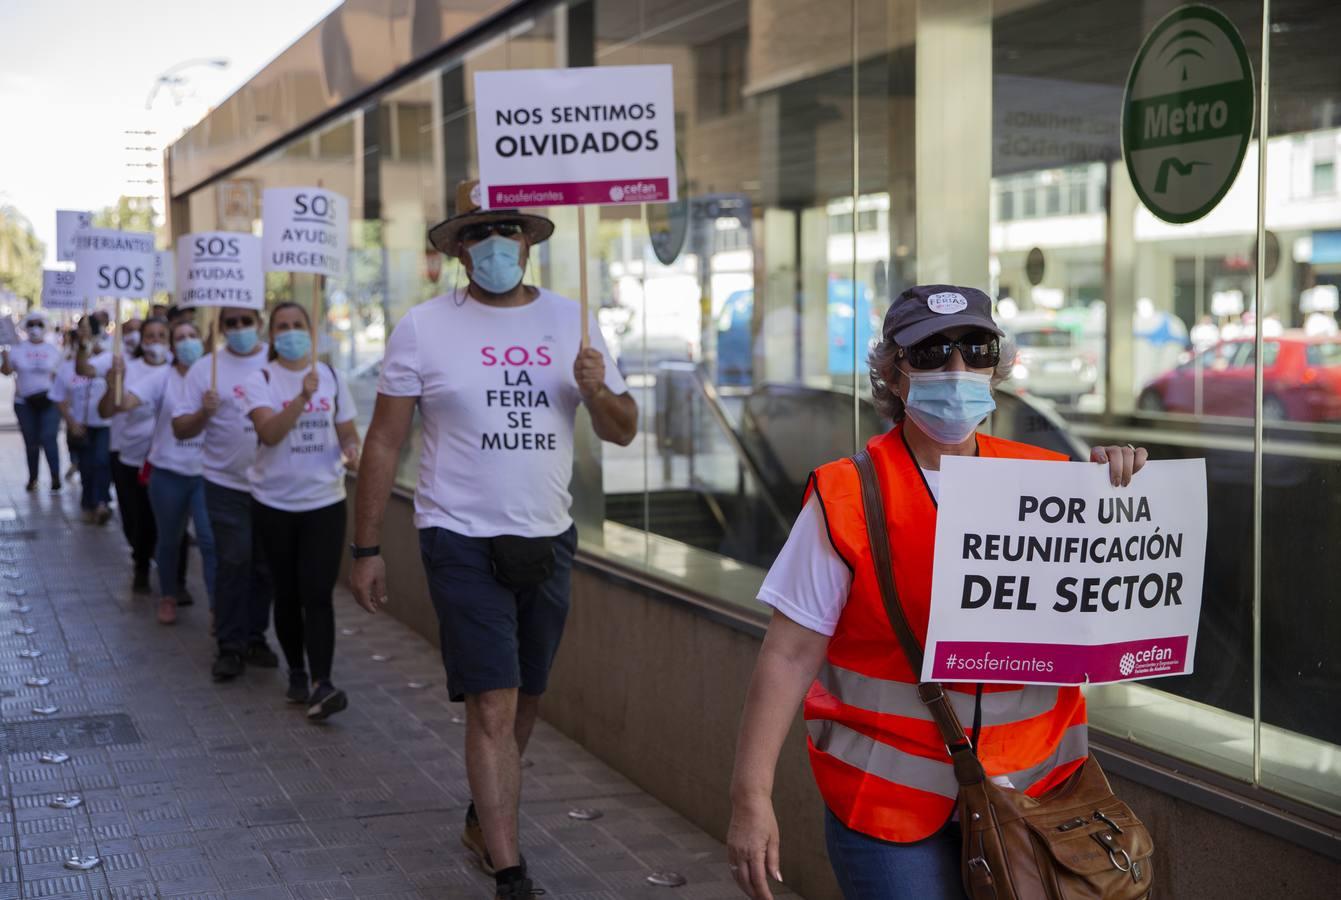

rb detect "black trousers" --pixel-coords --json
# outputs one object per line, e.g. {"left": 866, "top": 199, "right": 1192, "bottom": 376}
{"left": 111, "top": 454, "right": 188, "bottom": 580}
{"left": 253, "top": 498, "right": 345, "bottom": 682}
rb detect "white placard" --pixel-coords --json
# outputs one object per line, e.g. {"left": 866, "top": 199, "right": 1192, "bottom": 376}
{"left": 924, "top": 457, "right": 1207, "bottom": 686}
{"left": 42, "top": 269, "right": 82, "bottom": 310}
{"left": 56, "top": 210, "right": 93, "bottom": 262}
{"left": 0, "top": 317, "right": 18, "bottom": 346}
{"left": 176, "top": 232, "right": 264, "bottom": 310}
{"left": 261, "top": 187, "right": 348, "bottom": 277}
{"left": 474, "top": 65, "right": 677, "bottom": 208}
{"left": 72, "top": 229, "right": 156, "bottom": 301}
{"left": 153, "top": 250, "right": 175, "bottom": 296}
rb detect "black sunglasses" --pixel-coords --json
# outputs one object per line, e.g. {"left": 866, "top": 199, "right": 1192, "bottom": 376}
{"left": 459, "top": 221, "right": 524, "bottom": 244}
{"left": 902, "top": 331, "right": 1001, "bottom": 370}
{"left": 222, "top": 316, "right": 257, "bottom": 329}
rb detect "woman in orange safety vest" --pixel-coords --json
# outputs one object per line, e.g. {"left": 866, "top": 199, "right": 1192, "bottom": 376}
{"left": 726, "top": 284, "right": 1149, "bottom": 900}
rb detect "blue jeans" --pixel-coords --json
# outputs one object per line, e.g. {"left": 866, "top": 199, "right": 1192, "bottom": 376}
{"left": 824, "top": 808, "right": 964, "bottom": 899}
{"left": 206, "top": 481, "right": 273, "bottom": 652}
{"left": 78, "top": 426, "right": 112, "bottom": 511}
{"left": 147, "top": 467, "right": 216, "bottom": 605}
{"left": 14, "top": 401, "right": 60, "bottom": 485}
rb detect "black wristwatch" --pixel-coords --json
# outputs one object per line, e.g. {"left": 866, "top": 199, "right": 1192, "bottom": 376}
{"left": 349, "top": 544, "right": 381, "bottom": 559}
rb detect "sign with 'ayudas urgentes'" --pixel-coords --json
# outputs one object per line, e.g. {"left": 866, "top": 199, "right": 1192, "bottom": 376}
{"left": 176, "top": 232, "right": 264, "bottom": 310}
{"left": 924, "top": 457, "right": 1207, "bottom": 686}
{"left": 261, "top": 187, "right": 348, "bottom": 278}
{"left": 474, "top": 65, "right": 678, "bottom": 209}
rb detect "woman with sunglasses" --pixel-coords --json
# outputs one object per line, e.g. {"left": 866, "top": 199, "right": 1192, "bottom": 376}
{"left": 244, "top": 302, "right": 359, "bottom": 720}
{"left": 2, "top": 311, "right": 64, "bottom": 492}
{"left": 726, "top": 285, "right": 1149, "bottom": 900}
{"left": 173, "top": 305, "right": 279, "bottom": 676}
{"left": 120, "top": 321, "right": 216, "bottom": 625}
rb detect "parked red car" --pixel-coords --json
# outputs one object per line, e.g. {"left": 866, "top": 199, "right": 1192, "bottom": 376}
{"left": 1138, "top": 331, "right": 1341, "bottom": 422}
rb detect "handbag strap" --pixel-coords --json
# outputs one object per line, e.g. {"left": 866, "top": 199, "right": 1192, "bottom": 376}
{"left": 851, "top": 449, "right": 986, "bottom": 787}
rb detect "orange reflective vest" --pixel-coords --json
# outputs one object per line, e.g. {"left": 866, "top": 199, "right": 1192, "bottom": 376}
{"left": 804, "top": 424, "right": 1089, "bottom": 843}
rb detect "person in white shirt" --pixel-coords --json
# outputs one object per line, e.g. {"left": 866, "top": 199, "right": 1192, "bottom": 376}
{"left": 99, "top": 317, "right": 183, "bottom": 594}
{"left": 54, "top": 312, "right": 113, "bottom": 523}
{"left": 1, "top": 310, "right": 64, "bottom": 492}
{"left": 173, "top": 305, "right": 279, "bottom": 680}
{"left": 350, "top": 180, "right": 637, "bottom": 900}
{"left": 117, "top": 321, "right": 216, "bottom": 625}
{"left": 244, "top": 301, "right": 360, "bottom": 720}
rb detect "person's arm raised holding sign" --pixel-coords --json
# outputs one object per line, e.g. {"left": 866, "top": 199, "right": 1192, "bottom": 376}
{"left": 727, "top": 284, "right": 1149, "bottom": 900}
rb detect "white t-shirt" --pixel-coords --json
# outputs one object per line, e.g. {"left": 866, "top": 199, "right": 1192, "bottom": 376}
{"left": 138, "top": 367, "right": 204, "bottom": 476}
{"left": 242, "top": 362, "right": 356, "bottom": 512}
{"left": 758, "top": 468, "right": 941, "bottom": 637}
{"left": 8, "top": 341, "right": 62, "bottom": 401}
{"left": 378, "top": 288, "right": 627, "bottom": 538}
{"left": 49, "top": 356, "right": 111, "bottom": 427}
{"left": 174, "top": 347, "right": 269, "bottom": 491}
{"left": 85, "top": 353, "right": 126, "bottom": 451}
{"left": 118, "top": 360, "right": 170, "bottom": 467}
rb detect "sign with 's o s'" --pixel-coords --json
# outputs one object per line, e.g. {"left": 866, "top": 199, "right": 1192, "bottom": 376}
{"left": 1122, "top": 5, "right": 1255, "bottom": 224}
{"left": 262, "top": 187, "right": 348, "bottom": 277}
{"left": 72, "top": 228, "right": 156, "bottom": 301}
{"left": 42, "top": 269, "right": 82, "bottom": 310}
{"left": 177, "top": 232, "right": 264, "bottom": 310}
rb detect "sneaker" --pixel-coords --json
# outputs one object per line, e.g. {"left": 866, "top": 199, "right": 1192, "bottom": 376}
{"left": 176, "top": 585, "right": 194, "bottom": 607}
{"left": 212, "top": 651, "right": 245, "bottom": 681}
{"left": 50, "top": 482, "right": 61, "bottom": 493}
{"left": 157, "top": 597, "right": 177, "bottom": 625}
{"left": 245, "top": 640, "right": 280, "bottom": 668}
{"left": 286, "top": 671, "right": 310, "bottom": 704}
{"left": 306, "top": 682, "right": 348, "bottom": 721}
{"left": 26, "top": 479, "right": 38, "bottom": 492}
{"left": 80, "top": 509, "right": 95, "bottom": 524}
{"left": 94, "top": 504, "right": 112, "bottom": 525}
{"left": 494, "top": 869, "right": 544, "bottom": 899}
{"left": 132, "top": 567, "right": 151, "bottom": 595}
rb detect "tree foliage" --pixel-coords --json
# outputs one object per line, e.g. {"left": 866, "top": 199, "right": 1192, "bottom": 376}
{"left": 0, "top": 205, "right": 45, "bottom": 311}
{"left": 93, "top": 196, "right": 155, "bottom": 233}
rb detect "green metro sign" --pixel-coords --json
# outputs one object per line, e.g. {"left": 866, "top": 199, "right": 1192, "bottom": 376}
{"left": 1122, "top": 4, "right": 1255, "bottom": 224}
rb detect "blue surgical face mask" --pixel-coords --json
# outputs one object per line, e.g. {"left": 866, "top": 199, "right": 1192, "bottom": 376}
{"left": 901, "top": 370, "right": 996, "bottom": 445}
{"left": 225, "top": 327, "right": 258, "bottom": 354}
{"left": 174, "top": 338, "right": 204, "bottom": 367}
{"left": 466, "top": 234, "right": 524, "bottom": 294}
{"left": 274, "top": 330, "right": 312, "bottom": 362}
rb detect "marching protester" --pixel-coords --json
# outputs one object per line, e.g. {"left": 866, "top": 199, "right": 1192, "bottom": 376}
{"left": 173, "top": 305, "right": 278, "bottom": 680}
{"left": 54, "top": 312, "right": 113, "bottom": 523}
{"left": 243, "top": 302, "right": 359, "bottom": 719}
{"left": 116, "top": 320, "right": 216, "bottom": 625}
{"left": 725, "top": 285, "right": 1150, "bottom": 900}
{"left": 2, "top": 310, "right": 64, "bottom": 492}
{"left": 99, "top": 317, "right": 180, "bottom": 594}
{"left": 59, "top": 326, "right": 82, "bottom": 481}
{"left": 350, "top": 181, "right": 637, "bottom": 900}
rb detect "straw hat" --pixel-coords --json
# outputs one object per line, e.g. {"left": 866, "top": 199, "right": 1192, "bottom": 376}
{"left": 427, "top": 180, "right": 555, "bottom": 256}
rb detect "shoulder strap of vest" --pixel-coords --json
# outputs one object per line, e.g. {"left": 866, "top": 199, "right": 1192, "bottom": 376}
{"left": 851, "top": 449, "right": 986, "bottom": 786}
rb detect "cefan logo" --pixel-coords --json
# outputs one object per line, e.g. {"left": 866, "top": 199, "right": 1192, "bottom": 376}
{"left": 1118, "top": 653, "right": 1137, "bottom": 677}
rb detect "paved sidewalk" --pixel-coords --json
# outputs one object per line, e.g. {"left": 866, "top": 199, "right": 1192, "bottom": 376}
{"left": 0, "top": 430, "right": 750, "bottom": 900}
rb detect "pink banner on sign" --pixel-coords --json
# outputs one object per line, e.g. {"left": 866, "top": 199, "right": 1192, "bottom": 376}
{"left": 930, "top": 635, "right": 1190, "bottom": 684}
{"left": 489, "top": 178, "right": 671, "bottom": 208}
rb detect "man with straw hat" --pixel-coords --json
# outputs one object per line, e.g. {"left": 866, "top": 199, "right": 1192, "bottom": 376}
{"left": 351, "top": 181, "right": 636, "bottom": 899}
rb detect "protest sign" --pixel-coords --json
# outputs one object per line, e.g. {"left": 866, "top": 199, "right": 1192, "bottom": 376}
{"left": 261, "top": 187, "right": 348, "bottom": 277}
{"left": 42, "top": 270, "right": 81, "bottom": 310}
{"left": 474, "top": 65, "right": 677, "bottom": 208}
{"left": 72, "top": 229, "right": 156, "bottom": 301}
{"left": 924, "top": 457, "right": 1207, "bottom": 686}
{"left": 153, "top": 250, "right": 175, "bottom": 296}
{"left": 176, "top": 232, "right": 264, "bottom": 309}
{"left": 56, "top": 210, "right": 93, "bottom": 262}
{"left": 0, "top": 317, "right": 18, "bottom": 346}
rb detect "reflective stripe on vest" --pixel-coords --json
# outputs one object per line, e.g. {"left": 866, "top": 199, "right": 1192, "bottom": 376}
{"left": 817, "top": 662, "right": 1061, "bottom": 727}
{"left": 807, "top": 720, "right": 1089, "bottom": 801}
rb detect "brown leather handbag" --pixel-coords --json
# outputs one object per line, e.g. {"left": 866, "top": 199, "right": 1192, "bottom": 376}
{"left": 852, "top": 450, "right": 1155, "bottom": 899}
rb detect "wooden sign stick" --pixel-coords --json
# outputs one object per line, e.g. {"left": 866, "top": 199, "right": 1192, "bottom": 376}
{"left": 312, "top": 274, "right": 323, "bottom": 374}
{"left": 578, "top": 210, "right": 590, "bottom": 349}
{"left": 210, "top": 308, "right": 220, "bottom": 391}
{"left": 113, "top": 298, "right": 123, "bottom": 405}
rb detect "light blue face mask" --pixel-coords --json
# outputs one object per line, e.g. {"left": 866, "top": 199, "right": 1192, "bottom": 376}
{"left": 174, "top": 338, "right": 204, "bottom": 367}
{"left": 902, "top": 370, "right": 996, "bottom": 445}
{"left": 467, "top": 234, "right": 524, "bottom": 294}
{"left": 274, "top": 330, "right": 312, "bottom": 362}
{"left": 225, "top": 327, "right": 259, "bottom": 354}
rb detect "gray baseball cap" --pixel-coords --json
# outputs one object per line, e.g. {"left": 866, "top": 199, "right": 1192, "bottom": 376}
{"left": 882, "top": 284, "right": 1004, "bottom": 347}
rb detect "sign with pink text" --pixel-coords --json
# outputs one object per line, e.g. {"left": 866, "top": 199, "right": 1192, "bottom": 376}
{"left": 924, "top": 457, "right": 1206, "bottom": 685}
{"left": 474, "top": 65, "right": 677, "bottom": 209}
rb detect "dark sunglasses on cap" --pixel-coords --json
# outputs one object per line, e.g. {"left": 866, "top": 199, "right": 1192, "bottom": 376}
{"left": 459, "top": 221, "right": 524, "bottom": 244}
{"left": 222, "top": 315, "right": 257, "bottom": 329}
{"left": 901, "top": 331, "right": 1002, "bottom": 370}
